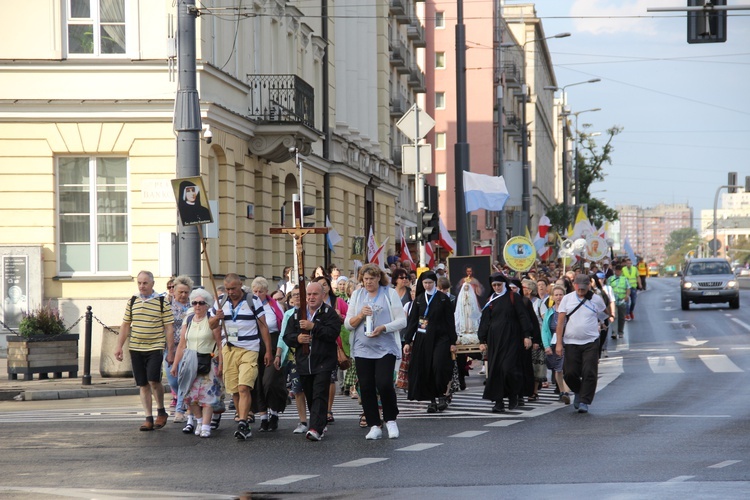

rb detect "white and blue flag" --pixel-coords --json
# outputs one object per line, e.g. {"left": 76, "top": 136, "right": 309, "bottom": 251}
{"left": 463, "top": 171, "right": 510, "bottom": 212}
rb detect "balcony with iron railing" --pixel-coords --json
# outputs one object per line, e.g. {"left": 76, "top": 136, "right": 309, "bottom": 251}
{"left": 407, "top": 17, "right": 425, "bottom": 47}
{"left": 503, "top": 62, "right": 521, "bottom": 88}
{"left": 408, "top": 68, "right": 426, "bottom": 93}
{"left": 504, "top": 112, "right": 521, "bottom": 135}
{"left": 390, "top": 0, "right": 409, "bottom": 24}
{"left": 390, "top": 95, "right": 408, "bottom": 117}
{"left": 389, "top": 39, "right": 406, "bottom": 69}
{"left": 246, "top": 74, "right": 319, "bottom": 162}
{"left": 247, "top": 74, "right": 315, "bottom": 129}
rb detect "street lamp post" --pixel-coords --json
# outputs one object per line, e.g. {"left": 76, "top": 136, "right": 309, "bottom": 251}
{"left": 516, "top": 32, "right": 570, "bottom": 232}
{"left": 544, "top": 79, "right": 600, "bottom": 227}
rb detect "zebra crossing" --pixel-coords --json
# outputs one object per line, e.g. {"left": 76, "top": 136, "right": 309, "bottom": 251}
{"left": 0, "top": 385, "right": 565, "bottom": 424}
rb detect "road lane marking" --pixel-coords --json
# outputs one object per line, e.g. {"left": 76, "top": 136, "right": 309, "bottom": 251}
{"left": 632, "top": 348, "right": 670, "bottom": 352}
{"left": 680, "top": 347, "right": 719, "bottom": 351}
{"left": 648, "top": 356, "right": 684, "bottom": 373}
{"left": 258, "top": 475, "right": 319, "bottom": 485}
{"left": 731, "top": 347, "right": 750, "bottom": 351}
{"left": 334, "top": 458, "right": 388, "bottom": 467}
{"left": 449, "top": 430, "right": 488, "bottom": 438}
{"left": 484, "top": 420, "right": 523, "bottom": 427}
{"left": 639, "top": 414, "right": 731, "bottom": 418}
{"left": 731, "top": 318, "right": 750, "bottom": 331}
{"left": 699, "top": 354, "right": 743, "bottom": 372}
{"left": 596, "top": 357, "right": 623, "bottom": 392}
{"left": 664, "top": 476, "right": 694, "bottom": 483}
{"left": 708, "top": 460, "right": 741, "bottom": 469}
{"left": 396, "top": 443, "right": 442, "bottom": 452}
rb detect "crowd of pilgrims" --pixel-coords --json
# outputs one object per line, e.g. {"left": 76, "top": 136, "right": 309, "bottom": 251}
{"left": 164, "top": 257, "right": 617, "bottom": 440}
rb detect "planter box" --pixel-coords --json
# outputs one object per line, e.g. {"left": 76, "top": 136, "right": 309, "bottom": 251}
{"left": 6, "top": 334, "right": 79, "bottom": 380}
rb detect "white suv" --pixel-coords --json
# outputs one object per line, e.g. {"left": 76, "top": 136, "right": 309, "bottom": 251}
{"left": 680, "top": 258, "right": 739, "bottom": 310}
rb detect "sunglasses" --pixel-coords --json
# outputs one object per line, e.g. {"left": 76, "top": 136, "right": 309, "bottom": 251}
{"left": 167, "top": 285, "right": 175, "bottom": 290}
{"left": 191, "top": 301, "right": 207, "bottom": 306}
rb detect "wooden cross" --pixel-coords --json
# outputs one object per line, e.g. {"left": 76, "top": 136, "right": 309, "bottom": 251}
{"left": 269, "top": 200, "right": 328, "bottom": 354}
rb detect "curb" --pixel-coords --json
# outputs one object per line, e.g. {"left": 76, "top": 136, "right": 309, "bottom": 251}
{"left": 20, "top": 387, "right": 140, "bottom": 401}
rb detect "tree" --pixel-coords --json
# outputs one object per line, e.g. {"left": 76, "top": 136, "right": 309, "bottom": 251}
{"left": 665, "top": 227, "right": 700, "bottom": 257}
{"left": 546, "top": 125, "right": 622, "bottom": 233}
{"left": 663, "top": 227, "right": 702, "bottom": 269}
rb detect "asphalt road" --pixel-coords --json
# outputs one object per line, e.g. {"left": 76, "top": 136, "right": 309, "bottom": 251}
{"left": 0, "top": 277, "right": 748, "bottom": 499}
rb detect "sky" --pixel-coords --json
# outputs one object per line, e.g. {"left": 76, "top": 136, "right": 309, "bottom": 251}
{"left": 506, "top": 0, "right": 750, "bottom": 229}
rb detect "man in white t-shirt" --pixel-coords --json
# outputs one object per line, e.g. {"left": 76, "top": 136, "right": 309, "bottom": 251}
{"left": 555, "top": 273, "right": 608, "bottom": 414}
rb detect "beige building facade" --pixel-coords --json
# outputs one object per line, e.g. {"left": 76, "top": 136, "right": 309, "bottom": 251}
{"left": 0, "top": 1, "right": 425, "bottom": 354}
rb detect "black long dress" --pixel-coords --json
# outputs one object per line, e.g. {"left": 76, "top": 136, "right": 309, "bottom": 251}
{"left": 519, "top": 295, "right": 543, "bottom": 397}
{"left": 478, "top": 291, "right": 533, "bottom": 403}
{"left": 403, "top": 291, "right": 457, "bottom": 401}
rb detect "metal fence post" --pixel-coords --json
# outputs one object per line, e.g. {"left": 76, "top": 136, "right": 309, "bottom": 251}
{"left": 82, "top": 306, "right": 92, "bottom": 385}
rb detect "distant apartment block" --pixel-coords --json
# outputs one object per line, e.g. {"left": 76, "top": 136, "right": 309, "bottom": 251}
{"left": 617, "top": 204, "right": 693, "bottom": 263}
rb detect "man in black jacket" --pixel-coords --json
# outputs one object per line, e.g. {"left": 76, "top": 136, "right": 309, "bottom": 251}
{"left": 283, "top": 281, "right": 341, "bottom": 441}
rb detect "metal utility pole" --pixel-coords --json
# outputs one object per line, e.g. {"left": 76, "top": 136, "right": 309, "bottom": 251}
{"left": 494, "top": 0, "right": 507, "bottom": 260}
{"left": 454, "top": 0, "right": 470, "bottom": 256}
{"left": 174, "top": 0, "right": 202, "bottom": 286}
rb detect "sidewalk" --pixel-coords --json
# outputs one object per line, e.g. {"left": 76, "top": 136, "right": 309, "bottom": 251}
{"left": 0, "top": 356, "right": 139, "bottom": 402}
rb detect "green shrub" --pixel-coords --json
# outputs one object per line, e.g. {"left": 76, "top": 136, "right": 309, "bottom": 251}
{"left": 19, "top": 303, "right": 67, "bottom": 337}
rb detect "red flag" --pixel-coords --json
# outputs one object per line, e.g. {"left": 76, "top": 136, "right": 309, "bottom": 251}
{"left": 425, "top": 242, "right": 435, "bottom": 269}
{"left": 400, "top": 227, "right": 415, "bottom": 270}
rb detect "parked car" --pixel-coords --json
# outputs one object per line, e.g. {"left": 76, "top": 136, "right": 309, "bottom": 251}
{"left": 734, "top": 267, "right": 750, "bottom": 277}
{"left": 680, "top": 258, "right": 739, "bottom": 310}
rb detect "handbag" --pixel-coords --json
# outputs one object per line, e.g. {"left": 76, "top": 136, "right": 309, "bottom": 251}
{"left": 337, "top": 346, "right": 351, "bottom": 370}
{"left": 396, "top": 351, "right": 410, "bottom": 390}
{"left": 196, "top": 353, "right": 212, "bottom": 375}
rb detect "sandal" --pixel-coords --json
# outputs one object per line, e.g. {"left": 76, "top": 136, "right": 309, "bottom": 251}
{"left": 327, "top": 412, "right": 335, "bottom": 424}
{"left": 359, "top": 413, "right": 368, "bottom": 428}
{"left": 182, "top": 423, "right": 195, "bottom": 434}
{"left": 528, "top": 394, "right": 539, "bottom": 402}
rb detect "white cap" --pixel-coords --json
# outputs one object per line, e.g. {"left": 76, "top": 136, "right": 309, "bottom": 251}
{"left": 436, "top": 263, "right": 446, "bottom": 271}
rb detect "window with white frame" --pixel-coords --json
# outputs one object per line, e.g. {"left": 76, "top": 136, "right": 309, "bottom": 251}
{"left": 58, "top": 157, "right": 129, "bottom": 275}
{"left": 66, "top": 0, "right": 127, "bottom": 56}
{"left": 435, "top": 92, "right": 446, "bottom": 109}
{"left": 435, "top": 51, "right": 446, "bottom": 69}
{"left": 435, "top": 132, "right": 446, "bottom": 150}
{"left": 435, "top": 11, "right": 445, "bottom": 29}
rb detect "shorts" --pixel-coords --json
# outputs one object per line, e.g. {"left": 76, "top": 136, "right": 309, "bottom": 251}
{"left": 129, "top": 349, "right": 164, "bottom": 387}
{"left": 545, "top": 345, "right": 564, "bottom": 372}
{"left": 222, "top": 345, "right": 259, "bottom": 394}
{"left": 286, "top": 361, "right": 303, "bottom": 396}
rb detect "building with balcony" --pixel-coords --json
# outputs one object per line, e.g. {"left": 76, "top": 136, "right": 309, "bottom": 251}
{"left": 0, "top": 0, "right": 421, "bottom": 352}
{"left": 424, "top": 1, "right": 559, "bottom": 259}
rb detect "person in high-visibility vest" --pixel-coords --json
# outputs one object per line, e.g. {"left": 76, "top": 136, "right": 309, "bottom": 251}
{"left": 637, "top": 258, "right": 649, "bottom": 291}
{"left": 621, "top": 257, "right": 641, "bottom": 320}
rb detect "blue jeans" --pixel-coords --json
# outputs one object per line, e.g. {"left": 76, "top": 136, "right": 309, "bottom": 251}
{"left": 629, "top": 288, "right": 638, "bottom": 315}
{"left": 163, "top": 352, "right": 185, "bottom": 412}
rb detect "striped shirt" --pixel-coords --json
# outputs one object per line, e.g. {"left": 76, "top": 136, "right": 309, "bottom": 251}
{"left": 213, "top": 293, "right": 266, "bottom": 351}
{"left": 123, "top": 294, "right": 174, "bottom": 352}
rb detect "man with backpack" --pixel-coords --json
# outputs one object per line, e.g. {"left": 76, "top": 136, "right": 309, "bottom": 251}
{"left": 555, "top": 273, "right": 608, "bottom": 414}
{"left": 115, "top": 270, "right": 175, "bottom": 431}
{"left": 210, "top": 273, "right": 274, "bottom": 441}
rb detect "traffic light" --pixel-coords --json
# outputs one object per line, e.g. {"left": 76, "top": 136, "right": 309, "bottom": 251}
{"left": 302, "top": 205, "right": 315, "bottom": 227}
{"left": 420, "top": 184, "right": 440, "bottom": 242}
{"left": 688, "top": 0, "right": 727, "bottom": 44}
{"left": 419, "top": 208, "right": 439, "bottom": 242}
{"left": 728, "top": 171, "right": 738, "bottom": 194}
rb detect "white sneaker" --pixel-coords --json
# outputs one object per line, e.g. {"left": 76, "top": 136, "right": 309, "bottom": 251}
{"left": 293, "top": 423, "right": 308, "bottom": 434}
{"left": 385, "top": 421, "right": 399, "bottom": 439}
{"left": 365, "top": 425, "right": 383, "bottom": 440}
{"left": 200, "top": 429, "right": 211, "bottom": 438}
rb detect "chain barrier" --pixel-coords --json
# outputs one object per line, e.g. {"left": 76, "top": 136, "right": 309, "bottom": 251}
{"left": 1, "top": 314, "right": 86, "bottom": 342}
{"left": 2, "top": 311, "right": 118, "bottom": 337}
{"left": 92, "top": 314, "right": 121, "bottom": 336}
